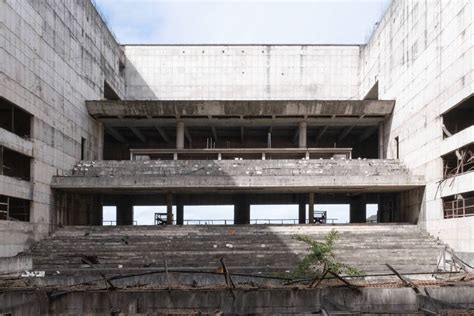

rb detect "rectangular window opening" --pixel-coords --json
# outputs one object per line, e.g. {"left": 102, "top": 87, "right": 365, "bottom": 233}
{"left": 0, "top": 97, "right": 32, "bottom": 139}
{"left": 442, "top": 95, "right": 474, "bottom": 138}
{"left": 443, "top": 191, "right": 474, "bottom": 219}
{"left": 81, "top": 137, "right": 86, "bottom": 160}
{"left": 395, "top": 136, "right": 399, "bottom": 159}
{"left": 0, "top": 146, "right": 31, "bottom": 181}
{"left": 0, "top": 195, "right": 30, "bottom": 222}
{"left": 442, "top": 143, "right": 474, "bottom": 179}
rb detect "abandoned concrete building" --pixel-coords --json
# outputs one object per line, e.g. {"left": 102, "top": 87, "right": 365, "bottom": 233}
{"left": 1, "top": 0, "right": 474, "bottom": 314}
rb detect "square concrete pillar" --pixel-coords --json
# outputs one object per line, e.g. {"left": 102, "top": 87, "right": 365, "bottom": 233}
{"left": 308, "top": 192, "right": 315, "bottom": 223}
{"left": 298, "top": 201, "right": 306, "bottom": 224}
{"left": 299, "top": 122, "right": 307, "bottom": 148}
{"left": 116, "top": 197, "right": 134, "bottom": 226}
{"left": 166, "top": 192, "right": 174, "bottom": 225}
{"left": 350, "top": 195, "right": 367, "bottom": 223}
{"left": 176, "top": 121, "right": 185, "bottom": 149}
{"left": 234, "top": 195, "right": 250, "bottom": 224}
{"left": 176, "top": 198, "right": 184, "bottom": 225}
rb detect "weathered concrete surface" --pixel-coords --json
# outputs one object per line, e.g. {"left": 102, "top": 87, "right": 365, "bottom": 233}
{"left": 86, "top": 99, "right": 394, "bottom": 117}
{"left": 359, "top": 0, "right": 474, "bottom": 255}
{"left": 1, "top": 286, "right": 473, "bottom": 315}
{"left": 0, "top": 253, "right": 32, "bottom": 273}
{"left": 29, "top": 224, "right": 441, "bottom": 276}
{"left": 0, "top": 221, "right": 34, "bottom": 257}
{"left": 0, "top": 0, "right": 125, "bottom": 244}
{"left": 124, "top": 45, "right": 361, "bottom": 100}
{"left": 51, "top": 159, "right": 424, "bottom": 193}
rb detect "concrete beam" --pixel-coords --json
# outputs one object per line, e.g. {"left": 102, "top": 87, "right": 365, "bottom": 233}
{"left": 211, "top": 127, "right": 218, "bottom": 142}
{"left": 104, "top": 126, "right": 126, "bottom": 143}
{"left": 337, "top": 126, "right": 355, "bottom": 142}
{"left": 51, "top": 160, "right": 425, "bottom": 193}
{"left": 86, "top": 100, "right": 395, "bottom": 118}
{"left": 315, "top": 126, "right": 328, "bottom": 143}
{"left": 358, "top": 127, "right": 377, "bottom": 142}
{"left": 154, "top": 126, "right": 170, "bottom": 143}
{"left": 129, "top": 127, "right": 146, "bottom": 143}
{"left": 101, "top": 117, "right": 385, "bottom": 128}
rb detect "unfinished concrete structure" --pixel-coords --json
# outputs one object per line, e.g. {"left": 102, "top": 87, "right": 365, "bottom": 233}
{"left": 1, "top": 0, "right": 474, "bottom": 314}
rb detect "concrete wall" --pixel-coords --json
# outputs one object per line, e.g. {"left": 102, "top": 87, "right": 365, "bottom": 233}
{"left": 124, "top": 45, "right": 360, "bottom": 100}
{"left": 0, "top": 0, "right": 124, "bottom": 255}
{"left": 359, "top": 0, "right": 474, "bottom": 253}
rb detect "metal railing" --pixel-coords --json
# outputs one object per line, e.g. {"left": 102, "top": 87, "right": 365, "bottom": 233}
{"left": 168, "top": 218, "right": 340, "bottom": 225}
{"left": 103, "top": 220, "right": 138, "bottom": 225}
{"left": 443, "top": 196, "right": 474, "bottom": 219}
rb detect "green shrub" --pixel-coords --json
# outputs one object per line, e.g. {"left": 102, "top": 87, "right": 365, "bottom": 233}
{"left": 287, "top": 229, "right": 362, "bottom": 279}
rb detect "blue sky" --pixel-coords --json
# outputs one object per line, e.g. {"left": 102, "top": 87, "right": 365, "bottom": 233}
{"left": 95, "top": 0, "right": 391, "bottom": 44}
{"left": 96, "top": 0, "right": 388, "bottom": 224}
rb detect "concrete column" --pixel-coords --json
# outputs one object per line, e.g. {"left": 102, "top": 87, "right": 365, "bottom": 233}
{"left": 299, "top": 122, "right": 307, "bottom": 148}
{"left": 378, "top": 122, "right": 384, "bottom": 159}
{"left": 234, "top": 195, "right": 250, "bottom": 224}
{"left": 350, "top": 195, "right": 366, "bottom": 223}
{"left": 116, "top": 196, "right": 134, "bottom": 226}
{"left": 166, "top": 192, "right": 173, "bottom": 225}
{"left": 308, "top": 192, "right": 315, "bottom": 223}
{"left": 176, "top": 121, "right": 185, "bottom": 149}
{"left": 298, "top": 200, "right": 306, "bottom": 224}
{"left": 176, "top": 199, "right": 184, "bottom": 225}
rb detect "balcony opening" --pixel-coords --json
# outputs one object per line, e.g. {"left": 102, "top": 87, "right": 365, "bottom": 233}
{"left": 81, "top": 137, "right": 87, "bottom": 160}
{"left": 442, "top": 95, "right": 474, "bottom": 138}
{"left": 0, "top": 195, "right": 30, "bottom": 222}
{"left": 103, "top": 81, "right": 121, "bottom": 100}
{"left": 443, "top": 191, "right": 474, "bottom": 219}
{"left": 442, "top": 143, "right": 474, "bottom": 179}
{"left": 0, "top": 146, "right": 31, "bottom": 181}
{"left": 0, "top": 97, "right": 32, "bottom": 138}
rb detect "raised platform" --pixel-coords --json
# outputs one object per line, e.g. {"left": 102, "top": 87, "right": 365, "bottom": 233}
{"left": 52, "top": 159, "right": 424, "bottom": 193}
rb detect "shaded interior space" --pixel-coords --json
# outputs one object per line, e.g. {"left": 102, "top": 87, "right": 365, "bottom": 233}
{"left": 0, "top": 146, "right": 31, "bottom": 181}
{"left": 442, "top": 143, "right": 474, "bottom": 178}
{"left": 442, "top": 94, "right": 474, "bottom": 137}
{"left": 0, "top": 195, "right": 30, "bottom": 221}
{"left": 0, "top": 97, "right": 32, "bottom": 138}
{"left": 443, "top": 191, "right": 474, "bottom": 219}
{"left": 53, "top": 191, "right": 420, "bottom": 226}
{"left": 103, "top": 124, "right": 380, "bottom": 160}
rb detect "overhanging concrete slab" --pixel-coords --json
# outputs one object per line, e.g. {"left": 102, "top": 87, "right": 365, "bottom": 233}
{"left": 86, "top": 100, "right": 395, "bottom": 127}
{"left": 52, "top": 159, "right": 424, "bottom": 194}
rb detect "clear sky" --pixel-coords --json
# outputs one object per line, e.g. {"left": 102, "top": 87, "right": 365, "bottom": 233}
{"left": 96, "top": 0, "right": 388, "bottom": 224}
{"left": 94, "top": 0, "right": 391, "bottom": 44}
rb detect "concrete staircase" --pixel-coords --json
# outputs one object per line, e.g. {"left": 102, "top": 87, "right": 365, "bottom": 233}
{"left": 29, "top": 224, "right": 442, "bottom": 277}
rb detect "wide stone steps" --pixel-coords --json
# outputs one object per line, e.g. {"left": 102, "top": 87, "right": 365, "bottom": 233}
{"left": 30, "top": 224, "right": 443, "bottom": 277}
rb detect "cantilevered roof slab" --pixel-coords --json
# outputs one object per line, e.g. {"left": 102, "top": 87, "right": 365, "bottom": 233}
{"left": 86, "top": 100, "right": 394, "bottom": 127}
{"left": 52, "top": 159, "right": 424, "bottom": 194}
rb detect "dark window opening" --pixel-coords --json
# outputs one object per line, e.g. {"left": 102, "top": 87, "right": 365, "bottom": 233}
{"left": 442, "top": 95, "right": 474, "bottom": 138}
{"left": 442, "top": 143, "right": 474, "bottom": 179}
{"left": 81, "top": 137, "right": 87, "bottom": 160}
{"left": 0, "top": 195, "right": 30, "bottom": 222}
{"left": 119, "top": 59, "right": 125, "bottom": 76}
{"left": 443, "top": 191, "right": 474, "bottom": 219}
{"left": 103, "top": 81, "right": 121, "bottom": 100}
{"left": 395, "top": 136, "right": 399, "bottom": 159}
{"left": 0, "top": 97, "right": 32, "bottom": 138}
{"left": 0, "top": 146, "right": 31, "bottom": 181}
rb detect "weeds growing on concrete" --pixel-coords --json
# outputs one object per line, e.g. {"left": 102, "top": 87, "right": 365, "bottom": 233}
{"left": 285, "top": 229, "right": 362, "bottom": 279}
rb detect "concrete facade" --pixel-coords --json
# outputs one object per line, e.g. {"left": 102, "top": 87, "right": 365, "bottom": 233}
{"left": 124, "top": 45, "right": 360, "bottom": 100}
{"left": 359, "top": 0, "right": 474, "bottom": 254}
{"left": 0, "top": 0, "right": 473, "bottom": 262}
{"left": 0, "top": 0, "right": 125, "bottom": 256}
